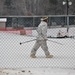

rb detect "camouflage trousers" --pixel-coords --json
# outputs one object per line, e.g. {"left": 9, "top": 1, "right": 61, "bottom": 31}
{"left": 30, "top": 40, "right": 50, "bottom": 56}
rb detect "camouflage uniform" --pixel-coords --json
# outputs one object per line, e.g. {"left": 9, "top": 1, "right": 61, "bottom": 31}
{"left": 30, "top": 17, "right": 53, "bottom": 58}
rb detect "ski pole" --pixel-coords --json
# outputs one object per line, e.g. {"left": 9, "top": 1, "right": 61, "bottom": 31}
{"left": 48, "top": 39, "right": 63, "bottom": 45}
{"left": 20, "top": 39, "right": 36, "bottom": 45}
{"left": 25, "top": 34, "right": 36, "bottom": 37}
{"left": 20, "top": 39, "right": 63, "bottom": 45}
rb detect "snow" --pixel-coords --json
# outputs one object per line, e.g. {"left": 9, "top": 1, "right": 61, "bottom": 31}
{"left": 0, "top": 31, "right": 75, "bottom": 75}
{"left": 0, "top": 68, "right": 75, "bottom": 75}
{"left": 0, "top": 18, "right": 7, "bottom": 22}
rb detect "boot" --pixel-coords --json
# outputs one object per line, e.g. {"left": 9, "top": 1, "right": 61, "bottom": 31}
{"left": 30, "top": 54, "right": 36, "bottom": 58}
{"left": 46, "top": 55, "right": 53, "bottom": 58}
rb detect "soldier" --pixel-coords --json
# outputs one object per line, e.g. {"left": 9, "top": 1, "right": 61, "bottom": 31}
{"left": 30, "top": 17, "right": 53, "bottom": 58}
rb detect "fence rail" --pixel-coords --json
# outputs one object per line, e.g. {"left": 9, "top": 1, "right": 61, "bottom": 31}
{"left": 0, "top": 15, "right": 75, "bottom": 28}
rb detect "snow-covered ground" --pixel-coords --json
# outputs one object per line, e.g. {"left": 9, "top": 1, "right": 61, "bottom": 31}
{"left": 0, "top": 68, "right": 75, "bottom": 75}
{"left": 0, "top": 31, "right": 75, "bottom": 75}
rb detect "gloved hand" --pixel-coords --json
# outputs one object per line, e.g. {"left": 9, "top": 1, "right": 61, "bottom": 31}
{"left": 44, "top": 38, "right": 48, "bottom": 41}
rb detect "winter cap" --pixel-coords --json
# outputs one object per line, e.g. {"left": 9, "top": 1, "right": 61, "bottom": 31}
{"left": 41, "top": 17, "right": 48, "bottom": 21}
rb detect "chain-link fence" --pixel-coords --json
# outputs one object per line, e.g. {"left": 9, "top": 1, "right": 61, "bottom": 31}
{"left": 4, "top": 15, "right": 75, "bottom": 28}
{"left": 0, "top": 15, "right": 75, "bottom": 69}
